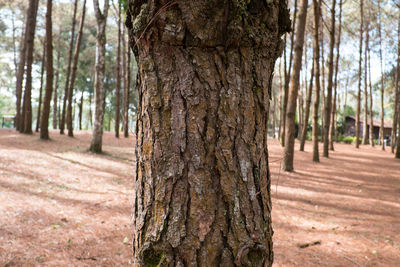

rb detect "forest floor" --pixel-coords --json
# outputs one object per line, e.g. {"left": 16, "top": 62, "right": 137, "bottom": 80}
{"left": 0, "top": 129, "right": 399, "bottom": 266}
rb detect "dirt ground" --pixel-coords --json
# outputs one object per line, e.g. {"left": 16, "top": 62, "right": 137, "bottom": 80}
{"left": 0, "top": 129, "right": 399, "bottom": 266}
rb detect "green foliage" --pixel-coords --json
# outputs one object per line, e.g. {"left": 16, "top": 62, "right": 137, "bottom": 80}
{"left": 340, "top": 136, "right": 361, "bottom": 144}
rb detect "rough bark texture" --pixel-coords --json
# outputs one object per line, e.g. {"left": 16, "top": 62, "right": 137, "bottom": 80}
{"left": 67, "top": 0, "right": 87, "bottom": 137}
{"left": 36, "top": 43, "right": 46, "bottom": 133}
{"left": 282, "top": 0, "right": 308, "bottom": 171}
{"left": 300, "top": 55, "right": 314, "bottom": 151}
{"left": 40, "top": 0, "right": 54, "bottom": 140}
{"left": 60, "top": 0, "right": 78, "bottom": 134}
{"left": 355, "top": 0, "right": 363, "bottom": 149}
{"left": 322, "top": 0, "right": 335, "bottom": 157}
{"left": 312, "top": 0, "right": 321, "bottom": 162}
{"left": 127, "top": 0, "right": 290, "bottom": 265}
{"left": 90, "top": 0, "right": 110, "bottom": 153}
{"left": 330, "top": 0, "right": 342, "bottom": 150}
{"left": 21, "top": 0, "right": 39, "bottom": 134}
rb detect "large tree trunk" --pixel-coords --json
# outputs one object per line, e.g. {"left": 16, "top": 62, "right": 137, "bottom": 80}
{"left": 67, "top": 0, "right": 87, "bottom": 137}
{"left": 53, "top": 48, "right": 60, "bottom": 129}
{"left": 21, "top": 0, "right": 39, "bottom": 134}
{"left": 60, "top": 0, "right": 78, "bottom": 134}
{"left": 282, "top": 0, "right": 309, "bottom": 171}
{"left": 300, "top": 53, "right": 314, "bottom": 151}
{"left": 280, "top": 0, "right": 298, "bottom": 147}
{"left": 330, "top": 0, "right": 342, "bottom": 150}
{"left": 127, "top": 0, "right": 290, "bottom": 265}
{"left": 36, "top": 42, "right": 46, "bottom": 132}
{"left": 355, "top": 0, "right": 364, "bottom": 148}
{"left": 40, "top": 0, "right": 54, "bottom": 140}
{"left": 391, "top": 9, "right": 400, "bottom": 153}
{"left": 312, "top": 0, "right": 322, "bottom": 162}
{"left": 90, "top": 0, "right": 110, "bottom": 153}
{"left": 322, "top": 0, "right": 336, "bottom": 157}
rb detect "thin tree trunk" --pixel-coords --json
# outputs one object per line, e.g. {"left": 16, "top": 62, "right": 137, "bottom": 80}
{"left": 391, "top": 9, "right": 400, "bottom": 153}
{"left": 312, "top": 0, "right": 322, "bottom": 162}
{"left": 355, "top": 0, "right": 364, "bottom": 148}
{"left": 300, "top": 53, "right": 314, "bottom": 151}
{"left": 280, "top": 0, "right": 298, "bottom": 147}
{"left": 343, "top": 76, "right": 348, "bottom": 126}
{"left": 79, "top": 90, "right": 84, "bottom": 130}
{"left": 368, "top": 43, "right": 374, "bottom": 147}
{"left": 378, "top": 0, "right": 385, "bottom": 150}
{"left": 21, "top": 0, "right": 39, "bottom": 134}
{"left": 115, "top": 0, "right": 121, "bottom": 138}
{"left": 53, "top": 48, "right": 60, "bottom": 129}
{"left": 15, "top": 22, "right": 27, "bottom": 131}
{"left": 36, "top": 42, "right": 46, "bottom": 132}
{"left": 60, "top": 0, "right": 78, "bottom": 134}
{"left": 88, "top": 88, "right": 93, "bottom": 128}
{"left": 127, "top": 1, "right": 290, "bottom": 265}
{"left": 278, "top": 59, "right": 283, "bottom": 140}
{"left": 362, "top": 3, "right": 370, "bottom": 145}
{"left": 122, "top": 22, "right": 129, "bottom": 138}
{"left": 67, "top": 0, "right": 87, "bottom": 137}
{"left": 40, "top": 0, "right": 54, "bottom": 140}
{"left": 90, "top": 0, "right": 110, "bottom": 153}
{"left": 320, "top": 23, "right": 325, "bottom": 143}
{"left": 283, "top": 0, "right": 309, "bottom": 171}
{"left": 330, "top": 0, "right": 342, "bottom": 150}
{"left": 322, "top": 0, "right": 336, "bottom": 157}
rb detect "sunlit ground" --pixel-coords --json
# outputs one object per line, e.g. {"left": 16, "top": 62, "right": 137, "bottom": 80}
{"left": 269, "top": 139, "right": 400, "bottom": 267}
{"left": 0, "top": 129, "right": 399, "bottom": 266}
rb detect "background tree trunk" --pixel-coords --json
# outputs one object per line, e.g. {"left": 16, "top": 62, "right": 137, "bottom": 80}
{"left": 123, "top": 23, "right": 130, "bottom": 138}
{"left": 378, "top": 0, "right": 385, "bottom": 150}
{"left": 40, "top": 0, "right": 54, "bottom": 140}
{"left": 300, "top": 56, "right": 314, "bottom": 151}
{"left": 114, "top": 0, "right": 121, "bottom": 138}
{"left": 67, "top": 0, "right": 87, "bottom": 137}
{"left": 53, "top": 48, "right": 60, "bottom": 129}
{"left": 127, "top": 0, "right": 290, "bottom": 265}
{"left": 15, "top": 24, "right": 27, "bottom": 132}
{"left": 368, "top": 42, "right": 374, "bottom": 147}
{"left": 280, "top": 0, "right": 298, "bottom": 147}
{"left": 323, "top": 0, "right": 336, "bottom": 157}
{"left": 21, "top": 0, "right": 39, "bottom": 134}
{"left": 90, "top": 0, "right": 110, "bottom": 153}
{"left": 362, "top": 4, "right": 370, "bottom": 145}
{"left": 283, "top": 0, "right": 309, "bottom": 171}
{"left": 60, "top": 0, "right": 78, "bottom": 134}
{"left": 312, "top": 0, "right": 322, "bottom": 162}
{"left": 330, "top": 0, "right": 342, "bottom": 150}
{"left": 355, "top": 0, "right": 364, "bottom": 148}
{"left": 391, "top": 9, "right": 400, "bottom": 153}
{"left": 36, "top": 42, "right": 46, "bottom": 132}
